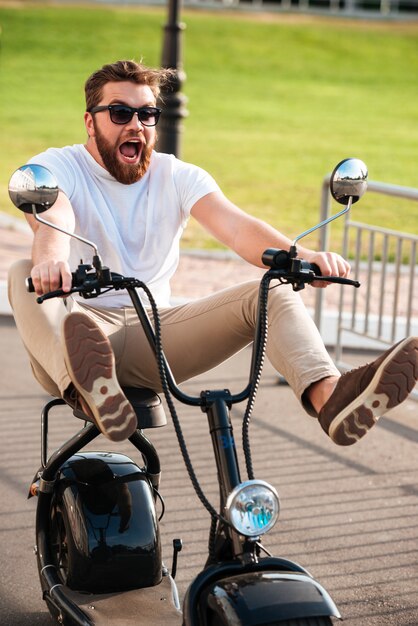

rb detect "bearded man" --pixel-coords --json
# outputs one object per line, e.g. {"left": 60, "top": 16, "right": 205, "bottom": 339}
{"left": 8, "top": 60, "right": 418, "bottom": 444}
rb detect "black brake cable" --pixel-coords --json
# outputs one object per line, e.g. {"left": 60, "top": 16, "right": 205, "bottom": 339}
{"left": 242, "top": 273, "right": 273, "bottom": 481}
{"left": 137, "top": 282, "right": 230, "bottom": 531}
{"left": 137, "top": 276, "right": 282, "bottom": 559}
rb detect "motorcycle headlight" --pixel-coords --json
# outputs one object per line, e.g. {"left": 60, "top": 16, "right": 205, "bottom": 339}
{"left": 225, "top": 480, "right": 280, "bottom": 538}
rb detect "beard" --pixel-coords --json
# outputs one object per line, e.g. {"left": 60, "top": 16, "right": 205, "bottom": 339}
{"left": 93, "top": 121, "right": 154, "bottom": 185}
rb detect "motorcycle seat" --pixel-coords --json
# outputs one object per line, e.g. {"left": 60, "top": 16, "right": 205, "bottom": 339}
{"left": 71, "top": 387, "right": 167, "bottom": 429}
{"left": 123, "top": 386, "right": 167, "bottom": 429}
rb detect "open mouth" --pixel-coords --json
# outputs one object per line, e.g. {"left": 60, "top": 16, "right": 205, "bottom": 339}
{"left": 119, "top": 140, "right": 143, "bottom": 163}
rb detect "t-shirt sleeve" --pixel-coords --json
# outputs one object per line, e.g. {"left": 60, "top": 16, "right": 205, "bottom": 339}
{"left": 28, "top": 148, "right": 77, "bottom": 200}
{"left": 173, "top": 160, "right": 220, "bottom": 223}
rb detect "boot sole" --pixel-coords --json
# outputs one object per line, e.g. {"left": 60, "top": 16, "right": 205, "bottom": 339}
{"left": 62, "top": 312, "right": 137, "bottom": 442}
{"left": 328, "top": 337, "right": 418, "bottom": 445}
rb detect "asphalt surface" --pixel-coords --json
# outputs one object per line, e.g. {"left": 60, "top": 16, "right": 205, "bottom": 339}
{"left": 1, "top": 313, "right": 418, "bottom": 625}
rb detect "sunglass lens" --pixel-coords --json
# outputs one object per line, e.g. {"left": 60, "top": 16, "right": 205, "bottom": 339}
{"left": 109, "top": 106, "right": 160, "bottom": 126}
{"left": 138, "top": 108, "right": 159, "bottom": 126}
{"left": 110, "top": 106, "right": 133, "bottom": 124}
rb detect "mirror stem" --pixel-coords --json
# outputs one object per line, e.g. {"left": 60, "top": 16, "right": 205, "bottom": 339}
{"left": 292, "top": 196, "right": 353, "bottom": 249}
{"left": 32, "top": 205, "right": 101, "bottom": 259}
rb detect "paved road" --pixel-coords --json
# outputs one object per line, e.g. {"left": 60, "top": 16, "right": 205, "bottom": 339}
{"left": 1, "top": 315, "right": 418, "bottom": 625}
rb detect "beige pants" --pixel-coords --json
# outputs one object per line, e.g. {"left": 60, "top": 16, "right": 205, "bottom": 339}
{"left": 8, "top": 259, "right": 339, "bottom": 415}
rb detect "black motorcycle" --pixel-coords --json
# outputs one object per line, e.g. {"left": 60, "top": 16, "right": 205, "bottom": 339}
{"left": 8, "top": 157, "right": 367, "bottom": 625}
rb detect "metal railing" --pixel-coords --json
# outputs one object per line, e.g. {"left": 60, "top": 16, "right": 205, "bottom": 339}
{"left": 315, "top": 177, "right": 418, "bottom": 398}
{"left": 182, "top": 0, "right": 418, "bottom": 18}
{"left": 87, "top": 0, "right": 418, "bottom": 18}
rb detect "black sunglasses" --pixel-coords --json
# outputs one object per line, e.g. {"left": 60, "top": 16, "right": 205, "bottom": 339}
{"left": 88, "top": 104, "right": 162, "bottom": 127}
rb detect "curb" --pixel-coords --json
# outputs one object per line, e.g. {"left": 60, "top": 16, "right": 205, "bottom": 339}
{"left": 0, "top": 283, "right": 11, "bottom": 316}
{"left": 0, "top": 213, "right": 31, "bottom": 315}
{"left": 0, "top": 212, "right": 31, "bottom": 234}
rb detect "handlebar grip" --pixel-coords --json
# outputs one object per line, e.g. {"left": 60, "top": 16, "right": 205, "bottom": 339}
{"left": 26, "top": 277, "right": 35, "bottom": 292}
{"left": 309, "top": 263, "right": 322, "bottom": 276}
{"left": 262, "top": 248, "right": 290, "bottom": 269}
{"left": 26, "top": 276, "right": 67, "bottom": 293}
{"left": 26, "top": 273, "right": 76, "bottom": 293}
{"left": 262, "top": 250, "right": 322, "bottom": 276}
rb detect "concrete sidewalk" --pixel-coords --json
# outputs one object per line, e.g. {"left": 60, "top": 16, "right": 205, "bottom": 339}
{"left": 1, "top": 316, "right": 418, "bottom": 626}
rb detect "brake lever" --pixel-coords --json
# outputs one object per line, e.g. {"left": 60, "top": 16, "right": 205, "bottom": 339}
{"left": 36, "top": 288, "right": 76, "bottom": 303}
{"left": 272, "top": 269, "right": 360, "bottom": 291}
{"left": 264, "top": 249, "right": 361, "bottom": 291}
{"left": 35, "top": 278, "right": 106, "bottom": 303}
{"left": 27, "top": 262, "right": 114, "bottom": 303}
{"left": 310, "top": 275, "right": 360, "bottom": 288}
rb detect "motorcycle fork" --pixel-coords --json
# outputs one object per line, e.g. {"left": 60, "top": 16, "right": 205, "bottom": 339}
{"left": 201, "top": 390, "right": 249, "bottom": 561}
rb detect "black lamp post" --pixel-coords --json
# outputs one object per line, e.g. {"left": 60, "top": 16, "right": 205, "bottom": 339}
{"left": 156, "top": 0, "right": 188, "bottom": 158}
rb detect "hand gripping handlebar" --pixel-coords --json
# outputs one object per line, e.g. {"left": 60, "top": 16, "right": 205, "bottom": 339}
{"left": 262, "top": 248, "right": 360, "bottom": 291}
{"left": 25, "top": 263, "right": 119, "bottom": 303}
{"left": 26, "top": 247, "right": 360, "bottom": 303}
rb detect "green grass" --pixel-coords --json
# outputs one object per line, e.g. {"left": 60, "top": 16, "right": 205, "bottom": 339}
{"left": 1, "top": 3, "right": 417, "bottom": 251}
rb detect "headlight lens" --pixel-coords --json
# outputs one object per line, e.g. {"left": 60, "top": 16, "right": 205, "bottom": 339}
{"left": 225, "top": 480, "right": 280, "bottom": 537}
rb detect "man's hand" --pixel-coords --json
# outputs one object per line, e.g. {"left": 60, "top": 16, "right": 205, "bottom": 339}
{"left": 301, "top": 250, "right": 351, "bottom": 288}
{"left": 25, "top": 190, "right": 75, "bottom": 296}
{"left": 30, "top": 259, "right": 73, "bottom": 296}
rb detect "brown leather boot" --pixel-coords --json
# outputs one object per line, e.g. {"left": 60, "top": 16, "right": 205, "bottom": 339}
{"left": 318, "top": 337, "right": 418, "bottom": 446}
{"left": 62, "top": 312, "right": 137, "bottom": 442}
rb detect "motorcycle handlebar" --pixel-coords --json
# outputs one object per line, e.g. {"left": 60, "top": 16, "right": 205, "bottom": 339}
{"left": 26, "top": 277, "right": 35, "bottom": 292}
{"left": 26, "top": 247, "right": 360, "bottom": 300}
{"left": 26, "top": 263, "right": 102, "bottom": 298}
{"left": 26, "top": 274, "right": 77, "bottom": 294}
{"left": 23, "top": 250, "right": 359, "bottom": 407}
{"left": 262, "top": 248, "right": 360, "bottom": 289}
{"left": 26, "top": 274, "right": 80, "bottom": 303}
{"left": 262, "top": 248, "right": 321, "bottom": 274}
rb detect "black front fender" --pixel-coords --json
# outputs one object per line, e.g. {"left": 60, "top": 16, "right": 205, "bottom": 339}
{"left": 204, "top": 571, "right": 341, "bottom": 624}
{"left": 183, "top": 559, "right": 341, "bottom": 625}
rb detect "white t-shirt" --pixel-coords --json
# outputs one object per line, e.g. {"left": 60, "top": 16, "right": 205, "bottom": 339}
{"left": 29, "top": 145, "right": 220, "bottom": 307}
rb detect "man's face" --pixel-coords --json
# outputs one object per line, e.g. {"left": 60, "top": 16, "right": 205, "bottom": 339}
{"left": 85, "top": 81, "right": 157, "bottom": 184}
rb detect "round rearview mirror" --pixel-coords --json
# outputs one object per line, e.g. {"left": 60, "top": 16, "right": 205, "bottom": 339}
{"left": 8, "top": 164, "right": 59, "bottom": 214}
{"left": 330, "top": 158, "right": 368, "bottom": 205}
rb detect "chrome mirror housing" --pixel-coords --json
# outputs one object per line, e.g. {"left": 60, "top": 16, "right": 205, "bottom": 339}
{"left": 8, "top": 164, "right": 59, "bottom": 214}
{"left": 330, "top": 158, "right": 368, "bottom": 205}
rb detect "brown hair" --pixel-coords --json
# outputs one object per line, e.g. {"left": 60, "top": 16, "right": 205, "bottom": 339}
{"left": 85, "top": 60, "right": 173, "bottom": 110}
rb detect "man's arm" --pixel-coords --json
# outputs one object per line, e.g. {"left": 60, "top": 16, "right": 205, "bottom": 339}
{"left": 191, "top": 191, "right": 350, "bottom": 284}
{"left": 26, "top": 191, "right": 75, "bottom": 296}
